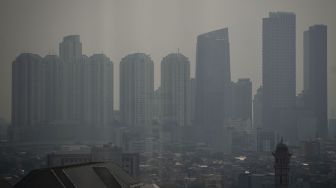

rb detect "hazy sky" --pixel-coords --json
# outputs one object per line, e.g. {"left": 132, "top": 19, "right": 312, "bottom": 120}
{"left": 0, "top": 0, "right": 335, "bottom": 121}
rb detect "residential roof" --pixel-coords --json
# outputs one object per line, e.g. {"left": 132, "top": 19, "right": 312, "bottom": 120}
{"left": 15, "top": 162, "right": 142, "bottom": 188}
{"left": 0, "top": 178, "right": 13, "bottom": 188}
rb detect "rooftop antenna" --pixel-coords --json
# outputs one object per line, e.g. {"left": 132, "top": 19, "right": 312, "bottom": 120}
{"left": 177, "top": 48, "right": 180, "bottom": 54}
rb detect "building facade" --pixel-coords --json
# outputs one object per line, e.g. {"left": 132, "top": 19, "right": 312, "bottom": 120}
{"left": 253, "top": 87, "right": 263, "bottom": 129}
{"left": 262, "top": 12, "right": 297, "bottom": 143}
{"left": 11, "top": 35, "right": 114, "bottom": 142}
{"left": 194, "top": 28, "right": 231, "bottom": 150}
{"left": 161, "top": 53, "right": 190, "bottom": 127}
{"left": 120, "top": 53, "right": 154, "bottom": 133}
{"left": 303, "top": 25, "right": 328, "bottom": 138}
{"left": 232, "top": 78, "right": 252, "bottom": 122}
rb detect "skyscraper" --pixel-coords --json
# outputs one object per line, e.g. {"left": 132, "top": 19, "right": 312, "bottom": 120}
{"left": 194, "top": 28, "right": 231, "bottom": 149}
{"left": 262, "top": 12, "right": 297, "bottom": 143}
{"left": 43, "top": 55, "right": 63, "bottom": 122}
{"left": 87, "top": 54, "right": 114, "bottom": 127}
{"left": 11, "top": 36, "right": 114, "bottom": 142}
{"left": 253, "top": 87, "right": 263, "bottom": 129}
{"left": 152, "top": 87, "right": 163, "bottom": 122}
{"left": 189, "top": 78, "right": 196, "bottom": 125}
{"left": 11, "top": 53, "right": 45, "bottom": 141}
{"left": 59, "top": 35, "right": 82, "bottom": 62}
{"left": 303, "top": 25, "right": 328, "bottom": 138}
{"left": 231, "top": 78, "right": 252, "bottom": 122}
{"left": 59, "top": 35, "right": 86, "bottom": 122}
{"left": 120, "top": 53, "right": 154, "bottom": 131}
{"left": 161, "top": 53, "right": 190, "bottom": 127}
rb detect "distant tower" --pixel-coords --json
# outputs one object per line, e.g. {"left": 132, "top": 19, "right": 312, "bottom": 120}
{"left": 161, "top": 53, "right": 190, "bottom": 127}
{"left": 273, "top": 139, "right": 292, "bottom": 188}
{"left": 231, "top": 78, "right": 252, "bottom": 122}
{"left": 59, "top": 35, "right": 82, "bottom": 62}
{"left": 58, "top": 35, "right": 85, "bottom": 122}
{"left": 262, "top": 12, "right": 297, "bottom": 143}
{"left": 194, "top": 28, "right": 231, "bottom": 150}
{"left": 11, "top": 53, "right": 45, "bottom": 141}
{"left": 120, "top": 53, "right": 154, "bottom": 130}
{"left": 87, "top": 54, "right": 114, "bottom": 126}
{"left": 303, "top": 25, "right": 328, "bottom": 138}
{"left": 253, "top": 86, "right": 263, "bottom": 129}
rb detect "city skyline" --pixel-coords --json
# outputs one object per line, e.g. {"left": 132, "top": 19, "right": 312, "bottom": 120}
{"left": 6, "top": 25, "right": 332, "bottom": 144}
{"left": 1, "top": 0, "right": 336, "bottom": 121}
{"left": 1, "top": 1, "right": 336, "bottom": 187}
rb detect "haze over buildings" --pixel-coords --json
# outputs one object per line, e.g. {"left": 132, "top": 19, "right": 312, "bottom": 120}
{"left": 1, "top": 0, "right": 336, "bottom": 121}
{"left": 0, "top": 1, "right": 336, "bottom": 187}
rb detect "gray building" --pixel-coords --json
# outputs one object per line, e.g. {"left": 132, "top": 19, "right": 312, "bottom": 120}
{"left": 120, "top": 53, "right": 154, "bottom": 132}
{"left": 262, "top": 12, "right": 297, "bottom": 143}
{"left": 59, "top": 36, "right": 86, "bottom": 123}
{"left": 303, "top": 25, "right": 328, "bottom": 138}
{"left": 194, "top": 28, "right": 231, "bottom": 150}
{"left": 253, "top": 87, "right": 263, "bottom": 129}
{"left": 59, "top": 35, "right": 82, "bottom": 62}
{"left": 232, "top": 78, "right": 252, "bottom": 122}
{"left": 161, "top": 53, "right": 190, "bottom": 127}
{"left": 43, "top": 55, "right": 63, "bottom": 123}
{"left": 11, "top": 53, "right": 45, "bottom": 141}
{"left": 329, "top": 119, "right": 336, "bottom": 139}
{"left": 11, "top": 36, "right": 114, "bottom": 142}
{"left": 189, "top": 78, "right": 196, "bottom": 125}
{"left": 87, "top": 54, "right": 114, "bottom": 127}
{"left": 152, "top": 87, "right": 163, "bottom": 122}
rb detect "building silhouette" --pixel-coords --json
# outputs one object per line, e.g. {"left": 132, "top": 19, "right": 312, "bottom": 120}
{"left": 152, "top": 87, "right": 163, "bottom": 122}
{"left": 11, "top": 36, "right": 114, "bottom": 142}
{"left": 87, "top": 54, "right": 114, "bottom": 127}
{"left": 273, "top": 139, "right": 291, "bottom": 188}
{"left": 43, "top": 55, "right": 63, "bottom": 122}
{"left": 59, "top": 35, "right": 82, "bottom": 62}
{"left": 303, "top": 25, "right": 328, "bottom": 138}
{"left": 194, "top": 28, "right": 231, "bottom": 150}
{"left": 231, "top": 78, "right": 252, "bottom": 122}
{"left": 161, "top": 53, "right": 190, "bottom": 127}
{"left": 120, "top": 53, "right": 154, "bottom": 133}
{"left": 253, "top": 87, "right": 263, "bottom": 129}
{"left": 11, "top": 53, "right": 45, "bottom": 141}
{"left": 189, "top": 78, "right": 196, "bottom": 125}
{"left": 262, "top": 12, "right": 297, "bottom": 143}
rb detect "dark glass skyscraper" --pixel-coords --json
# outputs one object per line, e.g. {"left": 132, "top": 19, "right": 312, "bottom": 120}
{"left": 262, "top": 12, "right": 297, "bottom": 143}
{"left": 303, "top": 25, "right": 328, "bottom": 138}
{"left": 194, "top": 28, "right": 231, "bottom": 149}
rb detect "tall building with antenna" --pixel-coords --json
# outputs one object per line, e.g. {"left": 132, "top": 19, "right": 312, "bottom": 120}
{"left": 161, "top": 53, "right": 190, "bottom": 127}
